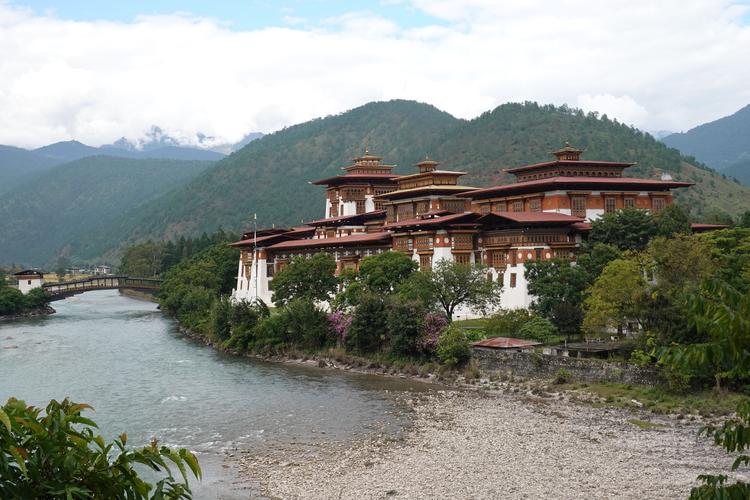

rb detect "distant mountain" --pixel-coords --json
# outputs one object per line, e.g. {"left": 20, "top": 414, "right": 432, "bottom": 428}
{"left": 0, "top": 156, "right": 215, "bottom": 266}
{"left": 102, "top": 126, "right": 263, "bottom": 156}
{"left": 80, "top": 100, "right": 750, "bottom": 263}
{"left": 648, "top": 130, "right": 675, "bottom": 140}
{"left": 723, "top": 158, "right": 750, "bottom": 185}
{"left": 33, "top": 140, "right": 101, "bottom": 163}
{"left": 209, "top": 132, "right": 265, "bottom": 155}
{"left": 0, "top": 145, "right": 59, "bottom": 193}
{"left": 662, "top": 104, "right": 750, "bottom": 169}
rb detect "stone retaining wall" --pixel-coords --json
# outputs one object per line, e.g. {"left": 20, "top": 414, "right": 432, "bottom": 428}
{"left": 472, "top": 348, "right": 661, "bottom": 386}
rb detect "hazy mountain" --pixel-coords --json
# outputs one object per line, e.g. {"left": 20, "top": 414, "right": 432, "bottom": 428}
{"left": 0, "top": 145, "right": 59, "bottom": 193}
{"left": 208, "top": 132, "right": 265, "bottom": 155}
{"left": 33, "top": 140, "right": 101, "bottom": 163}
{"left": 723, "top": 158, "right": 750, "bottom": 185}
{"left": 0, "top": 156, "right": 215, "bottom": 266}
{"left": 662, "top": 104, "right": 750, "bottom": 169}
{"left": 79, "top": 100, "right": 750, "bottom": 263}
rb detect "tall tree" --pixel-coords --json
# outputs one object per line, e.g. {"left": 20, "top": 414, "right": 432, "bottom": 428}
{"left": 270, "top": 253, "right": 338, "bottom": 306}
{"left": 655, "top": 204, "right": 691, "bottom": 237}
{"left": 588, "top": 207, "right": 657, "bottom": 250}
{"left": 357, "top": 251, "right": 417, "bottom": 294}
{"left": 402, "top": 260, "right": 501, "bottom": 321}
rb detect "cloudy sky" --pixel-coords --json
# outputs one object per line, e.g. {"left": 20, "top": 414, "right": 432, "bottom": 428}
{"left": 1, "top": 0, "right": 750, "bottom": 149}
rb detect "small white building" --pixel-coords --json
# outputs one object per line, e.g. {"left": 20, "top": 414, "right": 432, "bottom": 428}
{"left": 94, "top": 265, "right": 112, "bottom": 275}
{"left": 13, "top": 270, "right": 45, "bottom": 294}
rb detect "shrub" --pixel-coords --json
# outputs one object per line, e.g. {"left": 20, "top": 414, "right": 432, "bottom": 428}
{"left": 553, "top": 368, "right": 572, "bottom": 384}
{"left": 224, "top": 300, "right": 269, "bottom": 352}
{"left": 328, "top": 310, "right": 353, "bottom": 346}
{"left": 386, "top": 298, "right": 425, "bottom": 357}
{"left": 436, "top": 324, "right": 471, "bottom": 367}
{"left": 251, "top": 314, "right": 290, "bottom": 352}
{"left": 419, "top": 313, "right": 448, "bottom": 355}
{"left": 23, "top": 287, "right": 50, "bottom": 310}
{"left": 347, "top": 294, "right": 388, "bottom": 353}
{"left": 281, "top": 299, "right": 330, "bottom": 350}
{"left": 0, "top": 397, "right": 201, "bottom": 499}
{"left": 209, "top": 296, "right": 232, "bottom": 341}
{"left": 484, "top": 309, "right": 533, "bottom": 338}
{"left": 517, "top": 316, "right": 558, "bottom": 343}
{"left": 0, "top": 287, "right": 25, "bottom": 315}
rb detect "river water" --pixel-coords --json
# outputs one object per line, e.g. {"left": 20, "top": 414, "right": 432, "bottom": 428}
{"left": 0, "top": 290, "right": 431, "bottom": 498}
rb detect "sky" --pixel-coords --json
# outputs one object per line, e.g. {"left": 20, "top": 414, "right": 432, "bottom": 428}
{"left": 1, "top": 0, "right": 750, "bottom": 149}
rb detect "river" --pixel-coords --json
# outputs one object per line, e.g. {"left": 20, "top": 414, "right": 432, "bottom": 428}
{"left": 0, "top": 290, "right": 431, "bottom": 498}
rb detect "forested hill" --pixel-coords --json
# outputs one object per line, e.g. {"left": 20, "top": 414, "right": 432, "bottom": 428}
{"left": 87, "top": 100, "right": 749, "bottom": 261}
{"left": 662, "top": 104, "right": 750, "bottom": 170}
{"left": 0, "top": 157, "right": 214, "bottom": 266}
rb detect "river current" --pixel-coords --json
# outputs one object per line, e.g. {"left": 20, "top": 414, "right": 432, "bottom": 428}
{"left": 0, "top": 290, "right": 429, "bottom": 498}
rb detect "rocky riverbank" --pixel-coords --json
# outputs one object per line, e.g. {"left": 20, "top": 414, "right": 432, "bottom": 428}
{"left": 0, "top": 305, "right": 55, "bottom": 322}
{"left": 237, "top": 387, "right": 747, "bottom": 499}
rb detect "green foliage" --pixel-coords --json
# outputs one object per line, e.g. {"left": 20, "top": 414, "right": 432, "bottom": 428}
{"left": 386, "top": 298, "right": 426, "bottom": 357}
{"left": 281, "top": 299, "right": 331, "bottom": 350}
{"left": 525, "top": 259, "right": 589, "bottom": 336}
{"left": 271, "top": 253, "right": 338, "bottom": 306}
{"left": 436, "top": 324, "right": 471, "bottom": 367}
{"left": 655, "top": 204, "right": 691, "bottom": 238}
{"left": 659, "top": 280, "right": 750, "bottom": 390}
{"left": 223, "top": 299, "right": 270, "bottom": 352}
{"left": 484, "top": 309, "right": 533, "bottom": 338}
{"left": 517, "top": 316, "right": 558, "bottom": 343}
{"left": 54, "top": 255, "right": 69, "bottom": 280}
{"left": 403, "top": 260, "right": 501, "bottom": 321}
{"left": 209, "top": 295, "right": 233, "bottom": 341}
{"left": 553, "top": 368, "right": 572, "bottom": 385}
{"left": 696, "top": 228, "right": 750, "bottom": 293}
{"left": 583, "top": 256, "right": 650, "bottom": 336}
{"left": 120, "top": 241, "right": 166, "bottom": 277}
{"left": 690, "top": 400, "right": 750, "bottom": 499}
{"left": 589, "top": 208, "right": 657, "bottom": 251}
{"left": 0, "top": 397, "right": 201, "bottom": 499}
{"left": 159, "top": 242, "right": 239, "bottom": 334}
{"left": 358, "top": 251, "right": 417, "bottom": 294}
{"left": 23, "top": 287, "right": 50, "bottom": 310}
{"left": 347, "top": 294, "right": 388, "bottom": 353}
{"left": 0, "top": 284, "right": 50, "bottom": 316}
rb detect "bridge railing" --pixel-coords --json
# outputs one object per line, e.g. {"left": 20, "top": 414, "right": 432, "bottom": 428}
{"left": 42, "top": 276, "right": 162, "bottom": 296}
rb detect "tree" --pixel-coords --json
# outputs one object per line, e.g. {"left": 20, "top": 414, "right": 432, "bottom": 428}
{"left": 654, "top": 204, "right": 691, "bottom": 238}
{"left": 358, "top": 251, "right": 417, "bottom": 294}
{"left": 270, "top": 253, "right": 338, "bottom": 306}
{"left": 582, "top": 257, "right": 650, "bottom": 336}
{"left": 0, "top": 397, "right": 201, "bottom": 499}
{"left": 525, "top": 259, "right": 589, "bottom": 337}
{"left": 738, "top": 210, "right": 750, "bottom": 228}
{"left": 588, "top": 207, "right": 657, "bottom": 251}
{"left": 347, "top": 294, "right": 388, "bottom": 353}
{"left": 120, "top": 241, "right": 166, "bottom": 277}
{"left": 402, "top": 260, "right": 501, "bottom": 321}
{"left": 696, "top": 228, "right": 750, "bottom": 293}
{"left": 55, "top": 255, "right": 70, "bottom": 281}
{"left": 386, "top": 298, "right": 425, "bottom": 357}
{"left": 436, "top": 324, "right": 471, "bottom": 367}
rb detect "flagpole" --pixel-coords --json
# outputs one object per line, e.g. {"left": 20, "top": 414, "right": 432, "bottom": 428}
{"left": 253, "top": 213, "right": 258, "bottom": 300}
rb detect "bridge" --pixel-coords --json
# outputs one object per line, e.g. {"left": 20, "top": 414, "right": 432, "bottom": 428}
{"left": 42, "top": 276, "right": 162, "bottom": 301}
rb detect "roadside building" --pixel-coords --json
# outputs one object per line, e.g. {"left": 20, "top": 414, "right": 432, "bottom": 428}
{"left": 12, "top": 270, "right": 45, "bottom": 294}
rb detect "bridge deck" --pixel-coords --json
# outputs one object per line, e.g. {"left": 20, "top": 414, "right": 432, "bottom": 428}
{"left": 43, "top": 276, "right": 161, "bottom": 301}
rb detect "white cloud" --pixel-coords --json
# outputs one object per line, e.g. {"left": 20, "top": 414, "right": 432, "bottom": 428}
{"left": 0, "top": 1, "right": 749, "bottom": 148}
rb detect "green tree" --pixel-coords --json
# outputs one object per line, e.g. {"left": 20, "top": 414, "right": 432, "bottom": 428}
{"left": 738, "top": 210, "right": 750, "bottom": 228}
{"left": 582, "top": 257, "right": 650, "bottom": 336}
{"left": 402, "top": 260, "right": 501, "bottom": 321}
{"left": 525, "top": 259, "right": 589, "bottom": 337}
{"left": 654, "top": 204, "right": 691, "bottom": 237}
{"left": 436, "top": 324, "right": 471, "bottom": 367}
{"left": 696, "top": 228, "right": 750, "bottom": 293}
{"left": 270, "top": 253, "right": 338, "bottom": 306}
{"left": 347, "top": 294, "right": 388, "bottom": 353}
{"left": 517, "top": 316, "right": 558, "bottom": 343}
{"left": 0, "top": 287, "right": 25, "bottom": 315}
{"left": 281, "top": 299, "right": 331, "bottom": 350}
{"left": 588, "top": 207, "right": 657, "bottom": 250}
{"left": 55, "top": 255, "right": 69, "bottom": 281}
{"left": 358, "top": 251, "right": 417, "bottom": 294}
{"left": 386, "top": 298, "right": 425, "bottom": 357}
{"left": 0, "top": 397, "right": 201, "bottom": 499}
{"left": 120, "top": 241, "right": 166, "bottom": 277}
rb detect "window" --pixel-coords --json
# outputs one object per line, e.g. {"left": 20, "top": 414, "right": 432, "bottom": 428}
{"left": 510, "top": 273, "right": 517, "bottom": 288}
{"left": 492, "top": 201, "right": 507, "bottom": 212}
{"left": 419, "top": 254, "right": 432, "bottom": 270}
{"left": 266, "top": 262, "right": 275, "bottom": 277}
{"left": 355, "top": 200, "right": 365, "bottom": 214}
{"left": 490, "top": 250, "right": 506, "bottom": 268}
{"left": 605, "top": 197, "right": 617, "bottom": 213}
{"left": 442, "top": 199, "right": 466, "bottom": 213}
{"left": 415, "top": 200, "right": 430, "bottom": 215}
{"left": 480, "top": 204, "right": 490, "bottom": 215}
{"left": 512, "top": 200, "right": 524, "bottom": 212}
{"left": 374, "top": 200, "right": 386, "bottom": 211}
{"left": 329, "top": 203, "right": 338, "bottom": 218}
{"left": 386, "top": 206, "right": 396, "bottom": 223}
{"left": 652, "top": 197, "right": 666, "bottom": 212}
{"left": 454, "top": 253, "right": 470, "bottom": 266}
{"left": 397, "top": 203, "right": 414, "bottom": 221}
{"left": 451, "top": 234, "right": 473, "bottom": 250}
{"left": 623, "top": 197, "right": 635, "bottom": 208}
{"left": 535, "top": 248, "right": 543, "bottom": 260}
{"left": 571, "top": 196, "right": 586, "bottom": 218}
{"left": 529, "top": 198, "right": 541, "bottom": 212}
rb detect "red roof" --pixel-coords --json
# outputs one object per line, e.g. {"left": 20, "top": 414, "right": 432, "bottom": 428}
{"left": 307, "top": 210, "right": 385, "bottom": 226}
{"left": 310, "top": 173, "right": 401, "bottom": 186}
{"left": 478, "top": 211, "right": 584, "bottom": 225}
{"left": 472, "top": 337, "right": 542, "bottom": 349}
{"left": 506, "top": 159, "right": 635, "bottom": 174}
{"left": 266, "top": 231, "right": 392, "bottom": 250}
{"left": 383, "top": 212, "right": 477, "bottom": 230}
{"left": 231, "top": 226, "right": 315, "bottom": 247}
{"left": 571, "top": 222, "right": 593, "bottom": 232}
{"left": 462, "top": 176, "right": 693, "bottom": 199}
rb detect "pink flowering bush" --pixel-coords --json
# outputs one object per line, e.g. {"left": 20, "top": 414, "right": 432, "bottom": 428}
{"left": 328, "top": 310, "right": 353, "bottom": 346}
{"left": 419, "top": 313, "right": 448, "bottom": 355}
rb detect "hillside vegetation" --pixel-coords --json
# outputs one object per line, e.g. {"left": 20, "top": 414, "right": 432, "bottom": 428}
{"left": 94, "top": 101, "right": 750, "bottom": 257}
{"left": 0, "top": 157, "right": 214, "bottom": 266}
